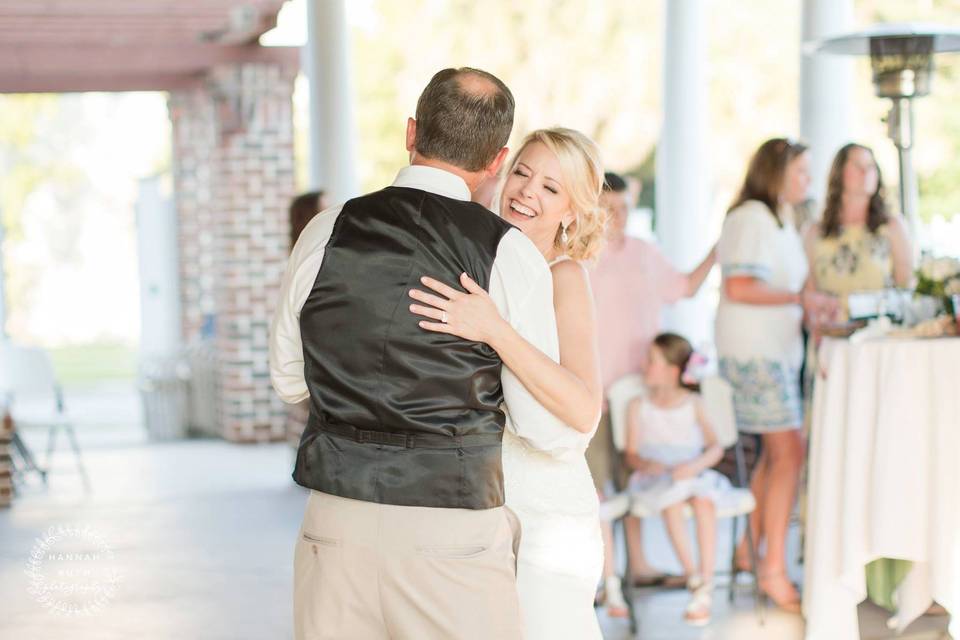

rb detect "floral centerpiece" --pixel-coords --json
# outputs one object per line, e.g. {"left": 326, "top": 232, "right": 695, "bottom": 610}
{"left": 915, "top": 254, "right": 960, "bottom": 316}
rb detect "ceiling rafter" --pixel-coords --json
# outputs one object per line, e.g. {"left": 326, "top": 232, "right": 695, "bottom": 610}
{"left": 0, "top": 0, "right": 294, "bottom": 93}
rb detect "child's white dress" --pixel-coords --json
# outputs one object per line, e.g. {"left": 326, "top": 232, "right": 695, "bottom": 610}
{"left": 628, "top": 395, "right": 731, "bottom": 511}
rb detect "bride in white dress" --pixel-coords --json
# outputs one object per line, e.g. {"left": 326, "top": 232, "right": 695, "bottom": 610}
{"left": 410, "top": 128, "right": 607, "bottom": 639}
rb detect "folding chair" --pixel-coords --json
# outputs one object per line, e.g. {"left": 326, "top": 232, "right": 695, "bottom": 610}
{"left": 600, "top": 374, "right": 646, "bottom": 634}
{"left": 603, "top": 374, "right": 647, "bottom": 634}
{"left": 0, "top": 343, "right": 89, "bottom": 490}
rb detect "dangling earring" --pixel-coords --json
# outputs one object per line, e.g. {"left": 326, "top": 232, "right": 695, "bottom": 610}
{"left": 561, "top": 224, "right": 569, "bottom": 244}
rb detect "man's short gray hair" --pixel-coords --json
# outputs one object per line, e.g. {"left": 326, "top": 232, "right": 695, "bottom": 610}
{"left": 414, "top": 67, "right": 515, "bottom": 172}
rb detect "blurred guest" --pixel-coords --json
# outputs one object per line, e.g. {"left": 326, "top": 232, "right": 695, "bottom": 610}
{"left": 716, "top": 138, "right": 835, "bottom": 613}
{"left": 803, "top": 143, "right": 914, "bottom": 613}
{"left": 588, "top": 172, "right": 716, "bottom": 614}
{"left": 804, "top": 143, "right": 913, "bottom": 316}
{"left": 284, "top": 190, "right": 328, "bottom": 447}
{"left": 289, "top": 190, "right": 329, "bottom": 251}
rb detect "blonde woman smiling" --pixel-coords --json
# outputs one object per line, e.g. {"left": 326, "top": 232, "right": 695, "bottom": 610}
{"left": 410, "top": 128, "right": 607, "bottom": 639}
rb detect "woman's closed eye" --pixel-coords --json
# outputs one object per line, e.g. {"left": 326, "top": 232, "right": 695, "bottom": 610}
{"left": 544, "top": 185, "right": 558, "bottom": 194}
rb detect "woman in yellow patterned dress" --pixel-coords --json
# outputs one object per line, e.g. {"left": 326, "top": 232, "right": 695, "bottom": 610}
{"left": 803, "top": 143, "right": 913, "bottom": 610}
{"left": 803, "top": 143, "right": 912, "bottom": 314}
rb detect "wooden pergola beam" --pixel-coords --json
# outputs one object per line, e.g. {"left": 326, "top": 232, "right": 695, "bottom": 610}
{"left": 0, "top": 74, "right": 206, "bottom": 94}
{"left": 0, "top": 0, "right": 282, "bottom": 17}
{"left": 0, "top": 0, "right": 292, "bottom": 92}
{"left": 0, "top": 44, "right": 299, "bottom": 93}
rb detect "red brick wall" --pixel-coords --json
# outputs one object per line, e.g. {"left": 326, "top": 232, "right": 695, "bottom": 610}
{"left": 170, "top": 62, "right": 297, "bottom": 443}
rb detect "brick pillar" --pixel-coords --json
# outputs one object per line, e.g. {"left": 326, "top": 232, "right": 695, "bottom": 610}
{"left": 170, "top": 62, "right": 296, "bottom": 443}
{"left": 0, "top": 412, "right": 13, "bottom": 507}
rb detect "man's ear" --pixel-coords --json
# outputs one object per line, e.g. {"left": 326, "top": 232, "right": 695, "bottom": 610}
{"left": 485, "top": 147, "right": 510, "bottom": 177}
{"left": 405, "top": 118, "right": 417, "bottom": 153}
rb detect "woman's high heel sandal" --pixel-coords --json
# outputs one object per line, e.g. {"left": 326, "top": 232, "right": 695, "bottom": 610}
{"left": 758, "top": 570, "right": 801, "bottom": 614}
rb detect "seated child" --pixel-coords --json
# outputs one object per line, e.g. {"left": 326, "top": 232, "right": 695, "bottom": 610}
{"left": 625, "top": 332, "right": 729, "bottom": 626}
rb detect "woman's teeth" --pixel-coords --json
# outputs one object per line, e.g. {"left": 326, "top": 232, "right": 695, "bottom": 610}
{"left": 510, "top": 201, "right": 537, "bottom": 218}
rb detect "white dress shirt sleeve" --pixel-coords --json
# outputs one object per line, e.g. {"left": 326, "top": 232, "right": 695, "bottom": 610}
{"left": 269, "top": 205, "right": 342, "bottom": 403}
{"left": 488, "top": 229, "right": 592, "bottom": 456}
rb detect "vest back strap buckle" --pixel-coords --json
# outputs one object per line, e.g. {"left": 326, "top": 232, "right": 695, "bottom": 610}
{"left": 313, "top": 416, "right": 502, "bottom": 450}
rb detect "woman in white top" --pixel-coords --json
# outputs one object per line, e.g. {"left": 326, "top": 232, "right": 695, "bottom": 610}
{"left": 409, "top": 128, "right": 606, "bottom": 639}
{"left": 716, "top": 138, "right": 836, "bottom": 612}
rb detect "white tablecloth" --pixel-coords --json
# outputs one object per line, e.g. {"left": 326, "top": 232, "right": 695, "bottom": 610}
{"left": 803, "top": 336, "right": 960, "bottom": 639}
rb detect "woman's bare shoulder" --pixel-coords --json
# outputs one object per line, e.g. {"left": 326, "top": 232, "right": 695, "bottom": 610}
{"left": 550, "top": 258, "right": 590, "bottom": 283}
{"left": 883, "top": 214, "right": 909, "bottom": 238}
{"left": 550, "top": 258, "right": 592, "bottom": 301}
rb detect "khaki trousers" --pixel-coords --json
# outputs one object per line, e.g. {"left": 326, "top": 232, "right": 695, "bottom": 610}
{"left": 293, "top": 490, "right": 523, "bottom": 640}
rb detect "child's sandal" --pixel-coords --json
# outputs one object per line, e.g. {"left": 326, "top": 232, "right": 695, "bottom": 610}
{"left": 604, "top": 575, "right": 629, "bottom": 618}
{"left": 684, "top": 581, "right": 713, "bottom": 626}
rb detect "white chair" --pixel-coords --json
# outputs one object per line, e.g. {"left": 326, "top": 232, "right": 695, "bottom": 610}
{"left": 602, "top": 375, "right": 647, "bottom": 523}
{"left": 597, "top": 375, "right": 646, "bottom": 633}
{"left": 0, "top": 343, "right": 89, "bottom": 490}
{"left": 606, "top": 374, "right": 647, "bottom": 454}
{"left": 607, "top": 373, "right": 763, "bottom": 620}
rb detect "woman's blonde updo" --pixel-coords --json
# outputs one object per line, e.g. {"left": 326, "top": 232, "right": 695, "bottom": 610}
{"left": 509, "top": 128, "right": 607, "bottom": 261}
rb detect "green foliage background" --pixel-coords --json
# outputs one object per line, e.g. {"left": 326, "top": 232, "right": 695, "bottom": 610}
{"left": 341, "top": 0, "right": 960, "bottom": 222}
{"left": 2, "top": 0, "right": 960, "bottom": 358}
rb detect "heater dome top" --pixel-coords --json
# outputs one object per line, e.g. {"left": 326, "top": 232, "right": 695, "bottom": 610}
{"left": 805, "top": 22, "right": 960, "bottom": 56}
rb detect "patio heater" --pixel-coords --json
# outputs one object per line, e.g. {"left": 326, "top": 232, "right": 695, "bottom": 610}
{"left": 809, "top": 23, "right": 960, "bottom": 241}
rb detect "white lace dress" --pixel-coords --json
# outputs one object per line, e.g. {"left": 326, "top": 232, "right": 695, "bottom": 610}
{"left": 501, "top": 256, "right": 603, "bottom": 640}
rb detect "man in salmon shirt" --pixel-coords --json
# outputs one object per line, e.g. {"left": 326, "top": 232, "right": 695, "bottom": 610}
{"left": 588, "top": 171, "right": 716, "bottom": 615}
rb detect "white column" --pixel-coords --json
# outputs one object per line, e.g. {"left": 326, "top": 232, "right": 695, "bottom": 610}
{"left": 304, "top": 0, "right": 359, "bottom": 204}
{"left": 0, "top": 216, "right": 6, "bottom": 340}
{"left": 656, "top": 0, "right": 711, "bottom": 347}
{"left": 136, "top": 176, "right": 181, "bottom": 358}
{"left": 800, "top": 0, "right": 855, "bottom": 205}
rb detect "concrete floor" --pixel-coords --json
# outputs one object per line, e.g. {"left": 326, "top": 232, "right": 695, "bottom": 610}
{"left": 0, "top": 425, "right": 952, "bottom": 639}
{"left": 1, "top": 433, "right": 302, "bottom": 640}
{"left": 597, "top": 508, "right": 950, "bottom": 640}
{"left": 597, "top": 581, "right": 951, "bottom": 640}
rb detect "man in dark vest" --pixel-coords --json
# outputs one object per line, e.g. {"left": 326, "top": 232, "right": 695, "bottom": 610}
{"left": 270, "top": 68, "right": 566, "bottom": 639}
